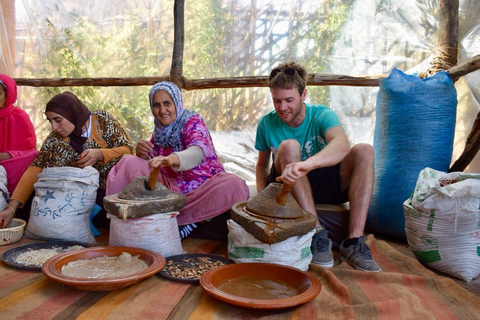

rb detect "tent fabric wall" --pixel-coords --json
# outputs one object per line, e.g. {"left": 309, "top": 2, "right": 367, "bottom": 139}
{"left": 0, "top": 0, "right": 15, "bottom": 75}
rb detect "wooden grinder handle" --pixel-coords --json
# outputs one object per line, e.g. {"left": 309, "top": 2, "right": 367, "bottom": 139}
{"left": 147, "top": 167, "right": 160, "bottom": 190}
{"left": 276, "top": 183, "right": 292, "bottom": 206}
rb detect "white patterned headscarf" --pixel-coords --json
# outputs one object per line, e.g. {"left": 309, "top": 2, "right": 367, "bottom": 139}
{"left": 149, "top": 81, "right": 197, "bottom": 150}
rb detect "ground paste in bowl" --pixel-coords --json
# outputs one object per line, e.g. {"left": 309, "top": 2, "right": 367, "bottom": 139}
{"left": 61, "top": 252, "right": 148, "bottom": 279}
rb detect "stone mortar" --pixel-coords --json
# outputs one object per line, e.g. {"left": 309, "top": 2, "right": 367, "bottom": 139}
{"left": 103, "top": 176, "right": 186, "bottom": 220}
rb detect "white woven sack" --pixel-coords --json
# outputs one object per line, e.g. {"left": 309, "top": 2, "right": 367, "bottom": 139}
{"left": 108, "top": 212, "right": 183, "bottom": 257}
{"left": 227, "top": 219, "right": 314, "bottom": 271}
{"left": 0, "top": 166, "right": 8, "bottom": 209}
{"left": 25, "top": 166, "right": 99, "bottom": 244}
{"left": 405, "top": 199, "right": 480, "bottom": 282}
{"left": 412, "top": 167, "right": 480, "bottom": 215}
{"left": 408, "top": 168, "right": 480, "bottom": 282}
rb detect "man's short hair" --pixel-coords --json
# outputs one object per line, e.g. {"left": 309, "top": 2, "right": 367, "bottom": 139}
{"left": 268, "top": 62, "right": 308, "bottom": 95}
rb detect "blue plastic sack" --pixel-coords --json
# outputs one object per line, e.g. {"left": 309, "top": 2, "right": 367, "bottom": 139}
{"left": 90, "top": 204, "right": 102, "bottom": 237}
{"left": 367, "top": 68, "right": 457, "bottom": 240}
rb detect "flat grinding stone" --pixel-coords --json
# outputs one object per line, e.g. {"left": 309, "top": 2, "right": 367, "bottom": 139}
{"left": 231, "top": 202, "right": 316, "bottom": 244}
{"left": 103, "top": 177, "right": 186, "bottom": 220}
{"left": 246, "top": 183, "right": 304, "bottom": 219}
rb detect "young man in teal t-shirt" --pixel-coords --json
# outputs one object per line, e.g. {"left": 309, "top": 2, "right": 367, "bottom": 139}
{"left": 255, "top": 62, "right": 381, "bottom": 272}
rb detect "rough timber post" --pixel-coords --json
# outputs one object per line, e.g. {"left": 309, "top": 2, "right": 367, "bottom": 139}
{"left": 422, "top": 0, "right": 459, "bottom": 77}
{"left": 438, "top": 0, "right": 459, "bottom": 63}
{"left": 170, "top": 0, "right": 185, "bottom": 89}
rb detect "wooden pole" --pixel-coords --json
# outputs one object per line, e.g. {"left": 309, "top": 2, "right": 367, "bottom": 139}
{"left": 421, "top": 0, "right": 459, "bottom": 78}
{"left": 438, "top": 0, "right": 458, "bottom": 58}
{"left": 447, "top": 54, "right": 480, "bottom": 83}
{"left": 449, "top": 110, "right": 480, "bottom": 173}
{"left": 447, "top": 55, "right": 480, "bottom": 172}
{"left": 13, "top": 73, "right": 385, "bottom": 88}
{"left": 170, "top": 0, "right": 185, "bottom": 88}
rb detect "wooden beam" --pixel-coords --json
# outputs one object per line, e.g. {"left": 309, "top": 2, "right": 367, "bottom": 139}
{"left": 447, "top": 54, "right": 480, "bottom": 82}
{"left": 11, "top": 56, "right": 478, "bottom": 90}
{"left": 449, "top": 110, "right": 480, "bottom": 173}
{"left": 447, "top": 54, "right": 480, "bottom": 172}
{"left": 13, "top": 76, "right": 170, "bottom": 87}
{"left": 13, "top": 73, "right": 386, "bottom": 89}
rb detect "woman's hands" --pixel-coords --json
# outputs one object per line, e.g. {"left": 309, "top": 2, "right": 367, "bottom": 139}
{"left": 0, "top": 208, "right": 14, "bottom": 229}
{"left": 136, "top": 140, "right": 154, "bottom": 160}
{"left": 136, "top": 140, "right": 179, "bottom": 168}
{"left": 0, "top": 200, "right": 21, "bottom": 229}
{"left": 75, "top": 149, "right": 104, "bottom": 168}
{"left": 149, "top": 154, "right": 180, "bottom": 169}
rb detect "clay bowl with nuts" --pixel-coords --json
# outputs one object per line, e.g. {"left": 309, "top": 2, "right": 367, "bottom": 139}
{"left": 42, "top": 246, "right": 166, "bottom": 291}
{"left": 160, "top": 253, "right": 234, "bottom": 284}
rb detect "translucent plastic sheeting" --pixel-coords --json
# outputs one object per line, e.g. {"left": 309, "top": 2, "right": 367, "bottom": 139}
{"left": 1, "top": 0, "right": 479, "bottom": 180}
{"left": 328, "top": 0, "right": 480, "bottom": 172}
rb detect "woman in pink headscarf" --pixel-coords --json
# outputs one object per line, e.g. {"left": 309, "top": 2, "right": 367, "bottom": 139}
{"left": 0, "top": 74, "right": 38, "bottom": 201}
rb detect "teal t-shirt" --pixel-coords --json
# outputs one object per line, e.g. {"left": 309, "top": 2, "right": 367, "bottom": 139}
{"left": 255, "top": 103, "right": 341, "bottom": 161}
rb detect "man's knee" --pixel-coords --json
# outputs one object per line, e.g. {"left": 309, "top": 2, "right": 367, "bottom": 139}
{"left": 351, "top": 143, "right": 373, "bottom": 163}
{"left": 279, "top": 139, "right": 300, "bottom": 149}
{"left": 276, "top": 139, "right": 301, "bottom": 160}
{"left": 340, "top": 144, "right": 373, "bottom": 183}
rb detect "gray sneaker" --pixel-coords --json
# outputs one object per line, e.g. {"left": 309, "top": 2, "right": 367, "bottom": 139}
{"left": 339, "top": 236, "right": 382, "bottom": 272}
{"left": 311, "top": 228, "right": 334, "bottom": 268}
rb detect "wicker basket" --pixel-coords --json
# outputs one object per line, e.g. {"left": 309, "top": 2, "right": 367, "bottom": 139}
{"left": 1, "top": 218, "right": 26, "bottom": 245}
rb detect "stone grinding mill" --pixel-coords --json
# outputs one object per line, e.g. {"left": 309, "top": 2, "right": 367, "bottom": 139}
{"left": 103, "top": 169, "right": 187, "bottom": 257}
{"left": 103, "top": 168, "right": 186, "bottom": 220}
{"left": 231, "top": 182, "right": 317, "bottom": 244}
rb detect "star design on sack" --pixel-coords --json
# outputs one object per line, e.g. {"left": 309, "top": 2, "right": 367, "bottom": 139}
{"left": 43, "top": 190, "right": 56, "bottom": 204}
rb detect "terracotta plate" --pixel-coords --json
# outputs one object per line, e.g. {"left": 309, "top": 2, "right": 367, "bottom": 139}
{"left": 200, "top": 263, "right": 322, "bottom": 309}
{"left": 1, "top": 241, "right": 89, "bottom": 271}
{"left": 42, "top": 246, "right": 166, "bottom": 291}
{"left": 160, "top": 253, "right": 234, "bottom": 284}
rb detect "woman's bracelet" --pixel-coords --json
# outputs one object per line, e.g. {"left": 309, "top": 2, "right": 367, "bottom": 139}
{"left": 5, "top": 206, "right": 16, "bottom": 215}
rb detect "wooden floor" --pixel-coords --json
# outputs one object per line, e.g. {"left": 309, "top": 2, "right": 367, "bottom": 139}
{"left": 2, "top": 234, "right": 479, "bottom": 319}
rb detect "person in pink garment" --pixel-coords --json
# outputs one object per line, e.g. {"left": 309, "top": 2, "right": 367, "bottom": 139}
{"left": 107, "top": 81, "right": 249, "bottom": 241}
{"left": 0, "top": 74, "right": 38, "bottom": 221}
